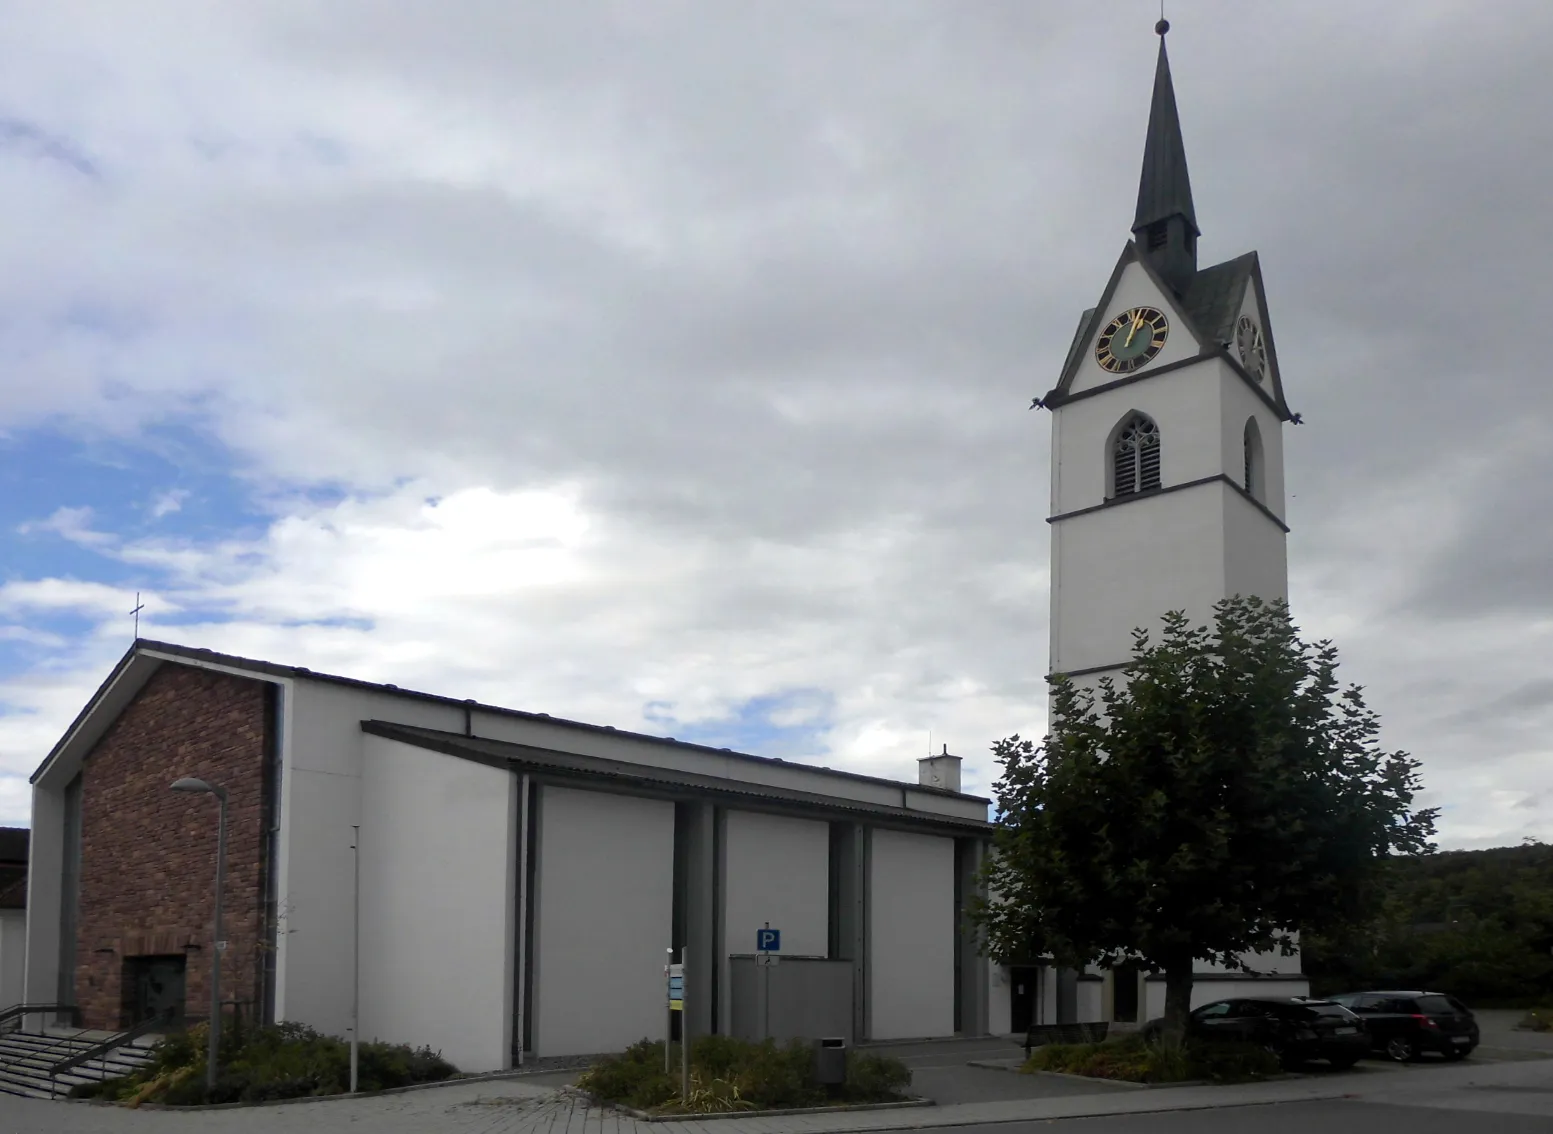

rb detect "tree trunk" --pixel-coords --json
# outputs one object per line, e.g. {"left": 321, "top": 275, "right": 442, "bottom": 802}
{"left": 1162, "top": 951, "right": 1194, "bottom": 1037}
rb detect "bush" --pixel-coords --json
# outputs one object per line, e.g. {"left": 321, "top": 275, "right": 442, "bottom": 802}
{"left": 1519, "top": 1009, "right": 1553, "bottom": 1032}
{"left": 1023, "top": 1033, "right": 1280, "bottom": 1084}
{"left": 577, "top": 1035, "right": 912, "bottom": 1114}
{"left": 75, "top": 1021, "right": 458, "bottom": 1107}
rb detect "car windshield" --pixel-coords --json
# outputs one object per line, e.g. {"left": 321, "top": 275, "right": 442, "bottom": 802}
{"left": 1302, "top": 1003, "right": 1353, "bottom": 1017}
{"left": 1415, "top": 995, "right": 1457, "bottom": 1015}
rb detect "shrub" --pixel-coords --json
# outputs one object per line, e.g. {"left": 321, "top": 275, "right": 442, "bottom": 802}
{"left": 845, "top": 1050, "right": 912, "bottom": 1099}
{"left": 73, "top": 1022, "right": 459, "bottom": 1107}
{"left": 578, "top": 1035, "right": 912, "bottom": 1114}
{"left": 1520, "top": 1009, "right": 1553, "bottom": 1032}
{"left": 1022, "top": 1033, "right": 1280, "bottom": 1084}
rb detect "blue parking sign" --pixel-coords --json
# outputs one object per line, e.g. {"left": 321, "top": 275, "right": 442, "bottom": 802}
{"left": 757, "top": 928, "right": 781, "bottom": 952}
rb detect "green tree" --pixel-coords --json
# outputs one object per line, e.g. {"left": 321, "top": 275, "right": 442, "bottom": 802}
{"left": 970, "top": 596, "right": 1436, "bottom": 1033}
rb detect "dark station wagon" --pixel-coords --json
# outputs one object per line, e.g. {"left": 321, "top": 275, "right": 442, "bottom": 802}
{"left": 1326, "top": 991, "right": 1479, "bottom": 1061}
{"left": 1144, "top": 996, "right": 1370, "bottom": 1069}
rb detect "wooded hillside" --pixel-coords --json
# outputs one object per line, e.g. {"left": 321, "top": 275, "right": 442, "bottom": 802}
{"left": 1305, "top": 841, "right": 1553, "bottom": 1004}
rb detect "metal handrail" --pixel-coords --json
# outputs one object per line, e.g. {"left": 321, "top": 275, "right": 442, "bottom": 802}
{"left": 49, "top": 1009, "right": 174, "bottom": 1095}
{"left": 0, "top": 1003, "right": 82, "bottom": 1031}
{"left": 0, "top": 1003, "right": 81, "bottom": 1034}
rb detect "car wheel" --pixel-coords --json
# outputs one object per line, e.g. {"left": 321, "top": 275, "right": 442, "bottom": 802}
{"left": 1385, "top": 1037, "right": 1417, "bottom": 1063}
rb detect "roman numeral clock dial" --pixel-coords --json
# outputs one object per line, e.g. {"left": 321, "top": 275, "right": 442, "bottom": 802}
{"left": 1095, "top": 306, "right": 1169, "bottom": 374}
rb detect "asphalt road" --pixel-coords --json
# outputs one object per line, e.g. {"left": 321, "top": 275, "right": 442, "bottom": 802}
{"left": 942, "top": 1098, "right": 1553, "bottom": 1132}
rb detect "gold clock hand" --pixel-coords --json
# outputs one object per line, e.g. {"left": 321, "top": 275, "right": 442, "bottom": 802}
{"left": 1125, "top": 312, "right": 1144, "bottom": 347}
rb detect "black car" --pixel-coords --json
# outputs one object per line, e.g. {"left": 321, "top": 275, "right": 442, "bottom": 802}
{"left": 1326, "top": 991, "right": 1479, "bottom": 1061}
{"left": 1145, "top": 997, "right": 1370, "bottom": 1069}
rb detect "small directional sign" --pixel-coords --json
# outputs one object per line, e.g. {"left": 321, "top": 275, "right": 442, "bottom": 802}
{"left": 667, "top": 963, "right": 684, "bottom": 1011}
{"left": 756, "top": 928, "right": 780, "bottom": 952}
{"left": 756, "top": 953, "right": 779, "bottom": 967}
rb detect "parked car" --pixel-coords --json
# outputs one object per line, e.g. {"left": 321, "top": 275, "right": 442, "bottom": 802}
{"left": 1142, "top": 997, "right": 1369, "bottom": 1069}
{"left": 1325, "top": 991, "right": 1479, "bottom": 1061}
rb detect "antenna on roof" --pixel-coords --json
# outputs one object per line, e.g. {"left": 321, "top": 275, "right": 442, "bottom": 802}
{"left": 130, "top": 592, "right": 146, "bottom": 639}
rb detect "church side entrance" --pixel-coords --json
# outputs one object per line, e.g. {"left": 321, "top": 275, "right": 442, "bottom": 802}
{"left": 1009, "top": 965, "right": 1042, "bottom": 1033}
{"left": 120, "top": 955, "right": 186, "bottom": 1028}
{"left": 1111, "top": 962, "right": 1141, "bottom": 1023}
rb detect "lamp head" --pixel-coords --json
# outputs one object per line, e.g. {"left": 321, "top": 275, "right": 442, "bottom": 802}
{"left": 170, "top": 777, "right": 226, "bottom": 800}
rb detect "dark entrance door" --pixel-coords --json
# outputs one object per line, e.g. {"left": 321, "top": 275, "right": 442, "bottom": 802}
{"left": 1113, "top": 963, "right": 1140, "bottom": 1023}
{"left": 122, "top": 955, "right": 186, "bottom": 1027}
{"left": 1009, "top": 966, "right": 1040, "bottom": 1033}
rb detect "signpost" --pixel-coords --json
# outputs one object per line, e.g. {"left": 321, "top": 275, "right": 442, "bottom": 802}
{"left": 665, "top": 949, "right": 688, "bottom": 1097}
{"left": 757, "top": 924, "right": 780, "bottom": 1040}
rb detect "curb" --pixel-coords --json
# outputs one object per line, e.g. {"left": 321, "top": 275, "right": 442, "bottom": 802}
{"left": 583, "top": 1089, "right": 934, "bottom": 1122}
{"left": 68, "top": 1067, "right": 574, "bottom": 1112}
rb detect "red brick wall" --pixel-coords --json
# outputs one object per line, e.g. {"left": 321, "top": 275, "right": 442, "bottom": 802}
{"left": 74, "top": 663, "right": 272, "bottom": 1030}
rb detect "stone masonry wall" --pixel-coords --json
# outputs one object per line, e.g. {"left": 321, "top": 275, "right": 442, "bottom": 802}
{"left": 74, "top": 663, "right": 271, "bottom": 1030}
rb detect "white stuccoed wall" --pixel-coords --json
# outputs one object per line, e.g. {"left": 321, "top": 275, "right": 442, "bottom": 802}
{"left": 987, "top": 962, "right": 1012, "bottom": 1035}
{"left": 720, "top": 809, "right": 830, "bottom": 1034}
{"left": 532, "top": 785, "right": 674, "bottom": 1057}
{"left": 275, "top": 680, "right": 464, "bottom": 1038}
{"left": 868, "top": 829, "right": 955, "bottom": 1040}
{"left": 357, "top": 735, "right": 516, "bottom": 1073}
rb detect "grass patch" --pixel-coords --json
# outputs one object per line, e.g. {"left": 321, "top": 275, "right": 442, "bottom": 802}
{"left": 67, "top": 1021, "right": 458, "bottom": 1106}
{"left": 1022, "top": 1032, "right": 1281, "bottom": 1084}
{"left": 576, "top": 1035, "right": 912, "bottom": 1115}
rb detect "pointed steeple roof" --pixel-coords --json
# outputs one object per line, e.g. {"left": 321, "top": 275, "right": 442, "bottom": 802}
{"left": 1132, "top": 21, "right": 1198, "bottom": 237}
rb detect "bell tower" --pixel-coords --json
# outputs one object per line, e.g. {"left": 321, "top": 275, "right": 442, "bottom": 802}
{"left": 1037, "top": 20, "right": 1299, "bottom": 694}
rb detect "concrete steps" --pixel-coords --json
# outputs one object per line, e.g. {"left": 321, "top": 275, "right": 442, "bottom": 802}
{"left": 0, "top": 1029, "right": 159, "bottom": 1100}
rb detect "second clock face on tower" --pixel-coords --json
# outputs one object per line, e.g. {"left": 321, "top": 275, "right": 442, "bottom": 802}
{"left": 1095, "top": 306, "right": 1170, "bottom": 374}
{"left": 1236, "top": 315, "right": 1267, "bottom": 381}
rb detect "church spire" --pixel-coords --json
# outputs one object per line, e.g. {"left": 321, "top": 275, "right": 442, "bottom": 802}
{"left": 1132, "top": 19, "right": 1199, "bottom": 295}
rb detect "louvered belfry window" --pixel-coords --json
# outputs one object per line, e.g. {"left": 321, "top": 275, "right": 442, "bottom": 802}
{"left": 1113, "top": 414, "right": 1162, "bottom": 497}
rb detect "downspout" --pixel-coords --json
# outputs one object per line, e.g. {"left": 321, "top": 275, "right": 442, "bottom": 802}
{"left": 514, "top": 773, "right": 530, "bottom": 1065}
{"left": 258, "top": 683, "right": 283, "bottom": 1026}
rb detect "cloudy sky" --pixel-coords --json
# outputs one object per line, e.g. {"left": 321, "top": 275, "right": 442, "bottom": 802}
{"left": 0, "top": 1, "right": 1549, "bottom": 846}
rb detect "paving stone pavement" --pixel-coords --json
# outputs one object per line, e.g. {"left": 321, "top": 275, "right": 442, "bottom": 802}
{"left": 7, "top": 1030, "right": 1553, "bottom": 1134}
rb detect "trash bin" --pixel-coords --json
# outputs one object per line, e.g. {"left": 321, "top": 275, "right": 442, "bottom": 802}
{"left": 813, "top": 1037, "right": 847, "bottom": 1086}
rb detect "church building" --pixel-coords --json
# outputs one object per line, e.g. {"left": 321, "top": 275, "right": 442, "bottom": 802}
{"left": 23, "top": 641, "right": 992, "bottom": 1073}
{"left": 987, "top": 21, "right": 1309, "bottom": 1032}
{"left": 17, "top": 23, "right": 1309, "bottom": 1067}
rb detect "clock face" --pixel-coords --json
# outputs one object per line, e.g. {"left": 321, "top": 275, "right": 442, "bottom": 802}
{"left": 1236, "top": 315, "right": 1267, "bottom": 381}
{"left": 1095, "top": 306, "right": 1169, "bottom": 374}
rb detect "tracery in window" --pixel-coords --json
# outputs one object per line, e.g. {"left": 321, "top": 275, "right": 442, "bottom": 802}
{"left": 1112, "top": 413, "right": 1161, "bottom": 497}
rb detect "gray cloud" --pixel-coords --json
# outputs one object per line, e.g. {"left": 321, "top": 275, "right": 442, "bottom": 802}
{"left": 0, "top": 1, "right": 1550, "bottom": 842}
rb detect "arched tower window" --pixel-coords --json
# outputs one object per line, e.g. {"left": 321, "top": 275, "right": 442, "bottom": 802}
{"left": 1243, "top": 417, "right": 1265, "bottom": 501}
{"left": 1111, "top": 413, "right": 1161, "bottom": 498}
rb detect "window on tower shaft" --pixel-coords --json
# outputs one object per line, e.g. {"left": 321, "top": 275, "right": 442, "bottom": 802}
{"left": 1243, "top": 418, "right": 1265, "bottom": 502}
{"left": 1112, "top": 413, "right": 1161, "bottom": 497}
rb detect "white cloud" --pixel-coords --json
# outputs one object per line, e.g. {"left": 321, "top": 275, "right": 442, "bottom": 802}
{"left": 1, "top": 2, "right": 1552, "bottom": 844}
{"left": 149, "top": 489, "right": 189, "bottom": 518}
{"left": 16, "top": 506, "right": 114, "bottom": 548}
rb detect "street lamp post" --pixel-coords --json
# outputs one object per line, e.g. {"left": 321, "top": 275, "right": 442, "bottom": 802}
{"left": 170, "top": 777, "right": 229, "bottom": 1093}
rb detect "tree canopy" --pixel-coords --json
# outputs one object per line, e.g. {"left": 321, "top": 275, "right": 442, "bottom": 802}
{"left": 970, "top": 595, "right": 1437, "bottom": 1028}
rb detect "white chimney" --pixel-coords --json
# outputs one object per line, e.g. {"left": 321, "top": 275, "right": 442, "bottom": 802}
{"left": 917, "top": 744, "right": 962, "bottom": 793}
